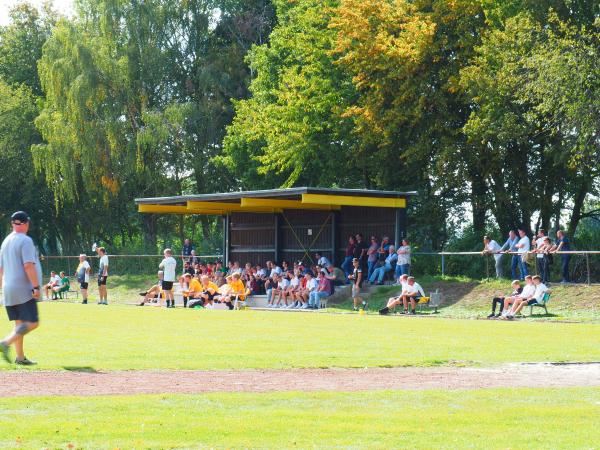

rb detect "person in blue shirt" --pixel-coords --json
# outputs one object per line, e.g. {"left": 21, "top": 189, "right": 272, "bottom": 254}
{"left": 499, "top": 230, "right": 520, "bottom": 280}
{"left": 553, "top": 230, "right": 571, "bottom": 283}
{"left": 369, "top": 246, "right": 397, "bottom": 285}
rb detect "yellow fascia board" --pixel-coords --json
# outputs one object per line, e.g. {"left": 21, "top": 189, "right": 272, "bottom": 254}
{"left": 187, "top": 201, "right": 243, "bottom": 211}
{"left": 301, "top": 193, "right": 406, "bottom": 208}
{"left": 241, "top": 198, "right": 340, "bottom": 210}
{"left": 138, "top": 204, "right": 225, "bottom": 215}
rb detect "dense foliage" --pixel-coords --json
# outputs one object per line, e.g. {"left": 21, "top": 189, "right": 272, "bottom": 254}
{"left": 0, "top": 0, "right": 599, "bottom": 254}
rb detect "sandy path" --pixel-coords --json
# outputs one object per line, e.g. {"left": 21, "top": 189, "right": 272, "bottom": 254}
{"left": 0, "top": 363, "right": 599, "bottom": 397}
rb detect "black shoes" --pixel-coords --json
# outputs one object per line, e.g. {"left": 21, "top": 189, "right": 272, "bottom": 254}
{"left": 487, "top": 313, "right": 495, "bottom": 319}
{"left": 379, "top": 307, "right": 389, "bottom": 315}
{"left": 15, "top": 358, "right": 37, "bottom": 366}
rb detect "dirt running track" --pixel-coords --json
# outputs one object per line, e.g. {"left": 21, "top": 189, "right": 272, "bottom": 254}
{"left": 0, "top": 363, "right": 599, "bottom": 397}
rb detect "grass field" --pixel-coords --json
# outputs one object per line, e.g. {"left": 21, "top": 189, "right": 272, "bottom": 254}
{"left": 2, "top": 292, "right": 599, "bottom": 449}
{"left": 68, "top": 274, "right": 600, "bottom": 322}
{"left": 2, "top": 388, "right": 599, "bottom": 448}
{"left": 0, "top": 302, "right": 598, "bottom": 371}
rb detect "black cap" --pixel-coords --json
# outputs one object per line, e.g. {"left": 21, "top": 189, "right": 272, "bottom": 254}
{"left": 11, "top": 211, "right": 30, "bottom": 223}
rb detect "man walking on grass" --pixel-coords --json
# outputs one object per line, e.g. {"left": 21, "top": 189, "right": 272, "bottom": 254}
{"left": 0, "top": 211, "right": 42, "bottom": 365}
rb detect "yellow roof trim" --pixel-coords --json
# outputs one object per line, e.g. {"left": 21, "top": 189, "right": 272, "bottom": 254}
{"left": 240, "top": 198, "right": 340, "bottom": 210}
{"left": 301, "top": 193, "right": 406, "bottom": 208}
{"left": 138, "top": 204, "right": 225, "bottom": 215}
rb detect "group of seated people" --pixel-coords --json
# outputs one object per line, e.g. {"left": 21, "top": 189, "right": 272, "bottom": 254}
{"left": 378, "top": 274, "right": 426, "bottom": 315}
{"left": 137, "top": 255, "right": 348, "bottom": 310}
{"left": 43, "top": 270, "right": 70, "bottom": 300}
{"left": 487, "top": 275, "right": 550, "bottom": 319}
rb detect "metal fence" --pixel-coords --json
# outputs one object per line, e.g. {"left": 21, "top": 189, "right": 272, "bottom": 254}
{"left": 41, "top": 254, "right": 222, "bottom": 277}
{"left": 411, "top": 251, "right": 600, "bottom": 285}
{"left": 40, "top": 251, "right": 600, "bottom": 285}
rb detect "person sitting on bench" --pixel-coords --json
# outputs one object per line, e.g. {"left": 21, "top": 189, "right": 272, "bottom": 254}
{"left": 401, "top": 277, "right": 425, "bottom": 314}
{"left": 215, "top": 273, "right": 246, "bottom": 310}
{"left": 505, "top": 275, "right": 549, "bottom": 319}
{"left": 188, "top": 275, "right": 219, "bottom": 308}
{"left": 138, "top": 271, "right": 164, "bottom": 305}
{"left": 487, "top": 280, "right": 522, "bottom": 318}
{"left": 500, "top": 275, "right": 534, "bottom": 316}
{"left": 44, "top": 271, "right": 61, "bottom": 301}
{"left": 51, "top": 271, "right": 70, "bottom": 299}
{"left": 379, "top": 274, "right": 409, "bottom": 315}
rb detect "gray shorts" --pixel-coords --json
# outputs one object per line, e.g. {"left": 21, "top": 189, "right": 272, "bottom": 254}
{"left": 352, "top": 285, "right": 361, "bottom": 298}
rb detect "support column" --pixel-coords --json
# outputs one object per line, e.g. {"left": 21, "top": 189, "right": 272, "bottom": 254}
{"left": 274, "top": 213, "right": 282, "bottom": 264}
{"left": 331, "top": 211, "right": 339, "bottom": 265}
{"left": 395, "top": 207, "right": 407, "bottom": 245}
{"left": 222, "top": 214, "right": 230, "bottom": 264}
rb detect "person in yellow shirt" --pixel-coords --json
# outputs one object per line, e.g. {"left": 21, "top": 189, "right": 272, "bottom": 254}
{"left": 186, "top": 274, "right": 219, "bottom": 309}
{"left": 215, "top": 273, "right": 246, "bottom": 310}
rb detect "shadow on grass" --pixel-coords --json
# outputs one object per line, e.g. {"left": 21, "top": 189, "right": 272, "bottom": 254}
{"left": 63, "top": 366, "right": 99, "bottom": 373}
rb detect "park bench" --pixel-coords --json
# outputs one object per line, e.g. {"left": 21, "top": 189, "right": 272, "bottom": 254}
{"left": 529, "top": 292, "right": 551, "bottom": 315}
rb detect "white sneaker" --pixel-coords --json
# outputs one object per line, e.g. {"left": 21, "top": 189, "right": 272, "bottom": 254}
{"left": 302, "top": 303, "right": 309, "bottom": 309}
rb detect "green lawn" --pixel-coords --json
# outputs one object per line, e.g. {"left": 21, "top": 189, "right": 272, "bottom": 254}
{"left": 1, "top": 302, "right": 598, "bottom": 371}
{"left": 1, "top": 388, "right": 599, "bottom": 448}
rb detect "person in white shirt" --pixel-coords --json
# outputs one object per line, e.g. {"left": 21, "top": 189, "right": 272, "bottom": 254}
{"left": 395, "top": 239, "right": 411, "bottom": 278}
{"left": 402, "top": 277, "right": 426, "bottom": 314}
{"left": 515, "top": 229, "right": 530, "bottom": 280}
{"left": 288, "top": 271, "right": 301, "bottom": 308}
{"left": 273, "top": 274, "right": 291, "bottom": 308}
{"left": 43, "top": 271, "right": 61, "bottom": 301}
{"left": 379, "top": 274, "right": 409, "bottom": 315}
{"left": 501, "top": 275, "right": 534, "bottom": 316}
{"left": 315, "top": 253, "right": 330, "bottom": 268}
{"left": 159, "top": 248, "right": 177, "bottom": 308}
{"left": 96, "top": 246, "right": 109, "bottom": 305}
{"left": 75, "top": 254, "right": 92, "bottom": 304}
{"left": 506, "top": 275, "right": 549, "bottom": 318}
{"left": 533, "top": 229, "right": 547, "bottom": 280}
{"left": 482, "top": 235, "right": 503, "bottom": 278}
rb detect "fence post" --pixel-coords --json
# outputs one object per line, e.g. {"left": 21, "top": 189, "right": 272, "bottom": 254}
{"left": 586, "top": 253, "right": 591, "bottom": 286}
{"left": 441, "top": 254, "right": 445, "bottom": 277}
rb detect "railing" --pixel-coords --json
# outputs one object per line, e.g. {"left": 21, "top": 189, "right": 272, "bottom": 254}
{"left": 411, "top": 251, "right": 600, "bottom": 285}
{"left": 40, "top": 254, "right": 223, "bottom": 277}
{"left": 39, "top": 251, "right": 600, "bottom": 284}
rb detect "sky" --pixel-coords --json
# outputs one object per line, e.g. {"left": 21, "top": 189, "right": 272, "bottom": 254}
{"left": 0, "top": 0, "right": 75, "bottom": 26}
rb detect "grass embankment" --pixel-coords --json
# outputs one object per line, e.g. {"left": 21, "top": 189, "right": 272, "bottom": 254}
{"left": 1, "top": 302, "right": 598, "bottom": 371}
{"left": 331, "top": 276, "right": 600, "bottom": 321}
{"left": 1, "top": 388, "right": 599, "bottom": 448}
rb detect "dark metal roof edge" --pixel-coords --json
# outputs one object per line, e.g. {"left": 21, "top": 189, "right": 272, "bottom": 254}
{"left": 135, "top": 187, "right": 418, "bottom": 205}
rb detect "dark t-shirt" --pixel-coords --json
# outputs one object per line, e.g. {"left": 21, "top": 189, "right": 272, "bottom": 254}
{"left": 345, "top": 244, "right": 355, "bottom": 257}
{"left": 353, "top": 241, "right": 369, "bottom": 263}
{"left": 352, "top": 267, "right": 363, "bottom": 288}
{"left": 557, "top": 236, "right": 570, "bottom": 252}
{"left": 182, "top": 244, "right": 194, "bottom": 257}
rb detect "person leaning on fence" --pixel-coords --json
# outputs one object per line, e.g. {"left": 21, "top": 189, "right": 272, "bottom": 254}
{"left": 533, "top": 229, "right": 547, "bottom": 278}
{"left": 366, "top": 236, "right": 379, "bottom": 280}
{"left": 75, "top": 254, "right": 92, "bottom": 304}
{"left": 401, "top": 276, "right": 425, "bottom": 315}
{"left": 553, "top": 230, "right": 571, "bottom": 283}
{"left": 504, "top": 275, "right": 549, "bottom": 319}
{"left": 482, "top": 236, "right": 503, "bottom": 278}
{"left": 487, "top": 280, "right": 522, "bottom": 319}
{"left": 501, "top": 275, "right": 534, "bottom": 316}
{"left": 515, "top": 229, "right": 530, "bottom": 280}
{"left": 535, "top": 236, "right": 553, "bottom": 284}
{"left": 379, "top": 274, "right": 409, "bottom": 315}
{"left": 500, "top": 230, "right": 520, "bottom": 281}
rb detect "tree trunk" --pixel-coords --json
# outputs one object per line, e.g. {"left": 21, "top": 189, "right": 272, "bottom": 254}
{"left": 142, "top": 214, "right": 157, "bottom": 252}
{"left": 471, "top": 175, "right": 487, "bottom": 234}
{"left": 568, "top": 178, "right": 589, "bottom": 237}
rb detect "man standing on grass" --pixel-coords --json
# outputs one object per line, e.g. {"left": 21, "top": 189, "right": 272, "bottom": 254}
{"left": 96, "top": 246, "right": 109, "bottom": 305}
{"left": 159, "top": 248, "right": 177, "bottom": 308}
{"left": 76, "top": 254, "right": 92, "bottom": 304}
{"left": 0, "top": 211, "right": 42, "bottom": 365}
